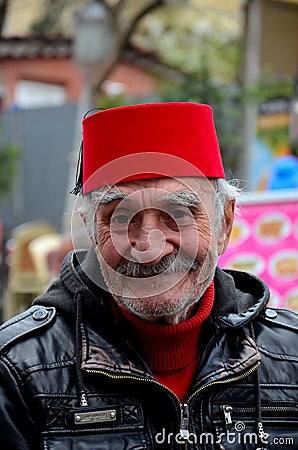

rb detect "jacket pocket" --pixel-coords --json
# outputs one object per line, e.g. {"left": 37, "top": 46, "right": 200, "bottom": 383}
{"left": 43, "top": 404, "right": 148, "bottom": 449}
{"left": 211, "top": 402, "right": 298, "bottom": 450}
{"left": 43, "top": 432, "right": 147, "bottom": 450}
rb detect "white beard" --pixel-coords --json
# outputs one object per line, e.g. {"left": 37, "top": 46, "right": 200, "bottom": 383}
{"left": 98, "top": 249, "right": 218, "bottom": 323}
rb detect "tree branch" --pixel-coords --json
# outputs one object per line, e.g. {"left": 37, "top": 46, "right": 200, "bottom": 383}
{"left": 93, "top": 0, "right": 165, "bottom": 92}
{"left": 119, "top": 0, "right": 163, "bottom": 51}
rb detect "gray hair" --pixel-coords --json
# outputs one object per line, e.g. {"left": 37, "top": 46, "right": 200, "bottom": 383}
{"left": 213, "top": 178, "right": 241, "bottom": 227}
{"left": 80, "top": 178, "right": 241, "bottom": 239}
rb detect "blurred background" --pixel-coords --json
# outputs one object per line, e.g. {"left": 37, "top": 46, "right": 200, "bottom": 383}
{"left": 0, "top": 0, "right": 297, "bottom": 321}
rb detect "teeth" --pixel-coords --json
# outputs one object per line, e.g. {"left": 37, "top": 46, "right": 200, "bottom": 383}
{"left": 116, "top": 254, "right": 198, "bottom": 278}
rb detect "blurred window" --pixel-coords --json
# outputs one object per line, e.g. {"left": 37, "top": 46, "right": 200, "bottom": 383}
{"left": 14, "top": 80, "right": 65, "bottom": 109}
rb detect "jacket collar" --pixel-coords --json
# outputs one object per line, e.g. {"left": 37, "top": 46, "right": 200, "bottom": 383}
{"left": 214, "top": 267, "right": 270, "bottom": 329}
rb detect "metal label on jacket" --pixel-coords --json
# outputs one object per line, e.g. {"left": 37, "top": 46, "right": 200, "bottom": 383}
{"left": 74, "top": 409, "right": 117, "bottom": 425}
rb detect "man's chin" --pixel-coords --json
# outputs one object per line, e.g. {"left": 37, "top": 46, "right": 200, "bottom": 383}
{"left": 113, "top": 292, "right": 195, "bottom": 322}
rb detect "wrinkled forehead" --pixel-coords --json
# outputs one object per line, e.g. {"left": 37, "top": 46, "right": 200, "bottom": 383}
{"left": 120, "top": 176, "right": 216, "bottom": 192}
{"left": 90, "top": 177, "right": 217, "bottom": 208}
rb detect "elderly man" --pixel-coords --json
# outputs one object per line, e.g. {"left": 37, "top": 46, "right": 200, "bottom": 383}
{"left": 0, "top": 103, "right": 297, "bottom": 449}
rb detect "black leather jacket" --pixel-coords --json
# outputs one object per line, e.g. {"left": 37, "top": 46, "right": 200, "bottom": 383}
{"left": 0, "top": 250, "right": 297, "bottom": 449}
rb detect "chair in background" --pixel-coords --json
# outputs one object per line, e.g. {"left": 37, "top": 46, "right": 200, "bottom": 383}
{"left": 3, "top": 220, "right": 56, "bottom": 321}
{"left": 28, "top": 233, "right": 63, "bottom": 291}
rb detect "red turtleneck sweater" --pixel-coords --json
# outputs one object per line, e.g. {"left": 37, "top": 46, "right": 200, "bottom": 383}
{"left": 109, "top": 282, "right": 214, "bottom": 402}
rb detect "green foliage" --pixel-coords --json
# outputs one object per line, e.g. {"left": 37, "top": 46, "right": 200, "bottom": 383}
{"left": 133, "top": 3, "right": 242, "bottom": 83}
{"left": 97, "top": 93, "right": 127, "bottom": 110}
{"left": 158, "top": 70, "right": 243, "bottom": 174}
{"left": 0, "top": 143, "right": 20, "bottom": 200}
{"left": 130, "top": 5, "right": 245, "bottom": 173}
{"left": 244, "top": 77, "right": 293, "bottom": 104}
{"left": 30, "top": 15, "right": 57, "bottom": 35}
{"left": 98, "top": 1, "right": 293, "bottom": 176}
{"left": 29, "top": 0, "right": 64, "bottom": 35}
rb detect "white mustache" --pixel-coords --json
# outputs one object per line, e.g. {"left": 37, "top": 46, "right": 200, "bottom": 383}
{"left": 116, "top": 253, "right": 199, "bottom": 278}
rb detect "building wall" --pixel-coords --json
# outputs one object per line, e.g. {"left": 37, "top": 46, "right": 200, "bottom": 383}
{"left": 261, "top": 0, "right": 298, "bottom": 76}
{"left": 0, "top": 56, "right": 159, "bottom": 110}
{"left": 0, "top": 103, "right": 77, "bottom": 233}
{"left": 105, "top": 62, "right": 159, "bottom": 97}
{"left": 1, "top": 58, "right": 82, "bottom": 109}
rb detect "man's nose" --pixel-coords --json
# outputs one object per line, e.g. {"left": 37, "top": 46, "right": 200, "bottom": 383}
{"left": 129, "top": 211, "right": 174, "bottom": 264}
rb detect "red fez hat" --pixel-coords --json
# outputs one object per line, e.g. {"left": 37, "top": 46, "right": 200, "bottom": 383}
{"left": 76, "top": 102, "right": 225, "bottom": 195}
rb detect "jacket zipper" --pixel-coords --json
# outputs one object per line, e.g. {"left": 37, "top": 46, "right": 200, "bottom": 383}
{"left": 222, "top": 404, "right": 298, "bottom": 430}
{"left": 222, "top": 405, "right": 233, "bottom": 430}
{"left": 86, "top": 361, "right": 260, "bottom": 448}
{"left": 180, "top": 403, "right": 190, "bottom": 440}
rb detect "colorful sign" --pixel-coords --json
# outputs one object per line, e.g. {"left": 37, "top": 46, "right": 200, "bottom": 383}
{"left": 219, "top": 190, "right": 298, "bottom": 311}
{"left": 251, "top": 97, "right": 291, "bottom": 191}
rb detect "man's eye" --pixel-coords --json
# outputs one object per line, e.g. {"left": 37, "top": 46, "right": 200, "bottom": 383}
{"left": 171, "top": 209, "right": 188, "bottom": 219}
{"left": 162, "top": 207, "right": 193, "bottom": 230}
{"left": 168, "top": 206, "right": 193, "bottom": 222}
{"left": 111, "top": 214, "right": 130, "bottom": 224}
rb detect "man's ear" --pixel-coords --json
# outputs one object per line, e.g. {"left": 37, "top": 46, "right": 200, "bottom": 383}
{"left": 217, "top": 199, "right": 235, "bottom": 255}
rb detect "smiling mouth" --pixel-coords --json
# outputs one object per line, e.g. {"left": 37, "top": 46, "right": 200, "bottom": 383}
{"left": 117, "top": 270, "right": 175, "bottom": 279}
{"left": 115, "top": 255, "right": 199, "bottom": 278}
{"left": 116, "top": 266, "right": 172, "bottom": 278}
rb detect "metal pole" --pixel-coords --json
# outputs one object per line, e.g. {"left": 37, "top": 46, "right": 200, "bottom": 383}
{"left": 239, "top": 0, "right": 262, "bottom": 186}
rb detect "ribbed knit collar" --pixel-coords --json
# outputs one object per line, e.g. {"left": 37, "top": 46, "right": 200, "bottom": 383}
{"left": 109, "top": 282, "right": 214, "bottom": 372}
